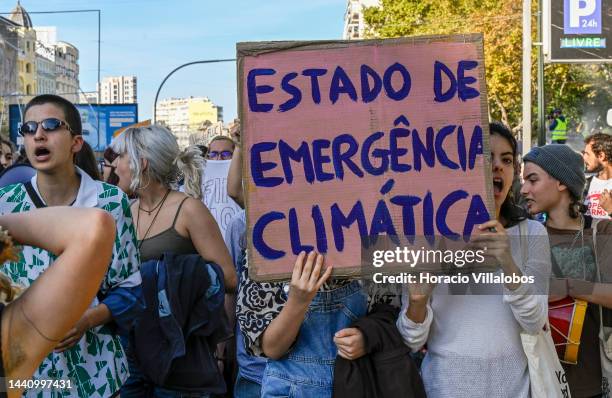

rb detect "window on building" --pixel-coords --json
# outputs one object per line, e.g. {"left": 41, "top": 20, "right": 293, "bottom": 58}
{"left": 26, "top": 85, "right": 32, "bottom": 95}
{"left": 26, "top": 63, "right": 31, "bottom": 73}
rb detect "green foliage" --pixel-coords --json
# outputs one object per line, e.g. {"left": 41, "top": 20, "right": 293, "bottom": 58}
{"left": 363, "top": 0, "right": 612, "bottom": 136}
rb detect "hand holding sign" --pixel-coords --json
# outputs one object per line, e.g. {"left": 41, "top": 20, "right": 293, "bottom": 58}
{"left": 287, "top": 251, "right": 333, "bottom": 308}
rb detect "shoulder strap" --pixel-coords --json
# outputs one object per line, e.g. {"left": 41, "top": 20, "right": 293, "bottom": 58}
{"left": 171, "top": 197, "right": 190, "bottom": 228}
{"left": 24, "top": 181, "right": 46, "bottom": 209}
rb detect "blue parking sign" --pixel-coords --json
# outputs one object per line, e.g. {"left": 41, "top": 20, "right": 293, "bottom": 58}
{"left": 564, "top": 0, "right": 602, "bottom": 34}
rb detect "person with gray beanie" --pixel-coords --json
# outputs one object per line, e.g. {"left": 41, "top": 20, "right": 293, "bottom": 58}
{"left": 521, "top": 143, "right": 612, "bottom": 398}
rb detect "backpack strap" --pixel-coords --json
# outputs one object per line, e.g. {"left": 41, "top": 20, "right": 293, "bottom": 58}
{"left": 24, "top": 181, "right": 47, "bottom": 209}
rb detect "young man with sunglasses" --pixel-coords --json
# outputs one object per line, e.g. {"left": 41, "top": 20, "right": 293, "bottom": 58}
{"left": 0, "top": 94, "right": 142, "bottom": 397}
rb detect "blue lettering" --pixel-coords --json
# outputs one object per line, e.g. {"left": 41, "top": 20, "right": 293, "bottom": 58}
{"left": 390, "top": 126, "right": 411, "bottom": 172}
{"left": 390, "top": 195, "right": 422, "bottom": 239}
{"left": 423, "top": 191, "right": 435, "bottom": 243}
{"left": 463, "top": 194, "right": 490, "bottom": 238}
{"left": 251, "top": 142, "right": 283, "bottom": 187}
{"left": 331, "top": 201, "right": 368, "bottom": 252}
{"left": 332, "top": 134, "right": 364, "bottom": 179}
{"left": 253, "top": 211, "right": 286, "bottom": 259}
{"left": 457, "top": 60, "right": 479, "bottom": 101}
{"left": 457, "top": 125, "right": 467, "bottom": 171}
{"left": 468, "top": 125, "right": 484, "bottom": 170}
{"left": 312, "top": 139, "right": 335, "bottom": 182}
{"left": 247, "top": 68, "right": 275, "bottom": 112}
{"left": 312, "top": 205, "right": 328, "bottom": 253}
{"left": 302, "top": 68, "right": 328, "bottom": 104}
{"left": 330, "top": 66, "right": 358, "bottom": 104}
{"left": 412, "top": 128, "right": 435, "bottom": 171}
{"left": 361, "top": 64, "right": 382, "bottom": 103}
{"left": 289, "top": 208, "right": 314, "bottom": 254}
{"left": 383, "top": 62, "right": 411, "bottom": 101}
{"left": 433, "top": 61, "right": 457, "bottom": 103}
{"left": 435, "top": 125, "right": 460, "bottom": 170}
{"left": 278, "top": 140, "right": 315, "bottom": 184}
{"left": 279, "top": 72, "right": 302, "bottom": 112}
{"left": 361, "top": 132, "right": 389, "bottom": 176}
{"left": 436, "top": 190, "right": 468, "bottom": 239}
{"left": 370, "top": 199, "right": 398, "bottom": 237}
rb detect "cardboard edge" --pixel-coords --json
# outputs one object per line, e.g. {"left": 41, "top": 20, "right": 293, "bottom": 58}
{"left": 239, "top": 33, "right": 495, "bottom": 282}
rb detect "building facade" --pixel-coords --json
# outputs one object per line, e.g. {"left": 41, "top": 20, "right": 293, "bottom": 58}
{"left": 342, "top": 0, "right": 380, "bottom": 40}
{"left": 156, "top": 97, "right": 223, "bottom": 148}
{"left": 35, "top": 41, "right": 56, "bottom": 95}
{"left": 9, "top": 1, "right": 37, "bottom": 99}
{"left": 55, "top": 41, "right": 79, "bottom": 103}
{"left": 0, "top": 16, "right": 19, "bottom": 134}
{"left": 99, "top": 76, "right": 137, "bottom": 104}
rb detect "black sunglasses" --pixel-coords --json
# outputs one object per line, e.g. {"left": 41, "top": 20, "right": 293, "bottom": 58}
{"left": 207, "top": 150, "right": 233, "bottom": 160}
{"left": 19, "top": 118, "right": 73, "bottom": 136}
{"left": 98, "top": 159, "right": 116, "bottom": 174}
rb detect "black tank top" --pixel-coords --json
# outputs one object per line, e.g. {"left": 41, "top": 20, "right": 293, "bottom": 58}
{"left": 138, "top": 198, "right": 197, "bottom": 262}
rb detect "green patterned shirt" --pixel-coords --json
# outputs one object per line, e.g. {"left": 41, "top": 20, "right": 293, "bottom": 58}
{"left": 0, "top": 168, "right": 141, "bottom": 397}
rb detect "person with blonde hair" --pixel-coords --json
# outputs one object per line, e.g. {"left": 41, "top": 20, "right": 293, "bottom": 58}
{"left": 0, "top": 207, "right": 115, "bottom": 398}
{"left": 111, "top": 124, "right": 236, "bottom": 396}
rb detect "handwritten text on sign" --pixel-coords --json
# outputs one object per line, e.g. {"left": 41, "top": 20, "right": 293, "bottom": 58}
{"left": 239, "top": 36, "right": 493, "bottom": 280}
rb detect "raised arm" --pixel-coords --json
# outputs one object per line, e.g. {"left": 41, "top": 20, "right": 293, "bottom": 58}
{"left": 1, "top": 207, "right": 114, "bottom": 395}
{"left": 227, "top": 120, "right": 244, "bottom": 208}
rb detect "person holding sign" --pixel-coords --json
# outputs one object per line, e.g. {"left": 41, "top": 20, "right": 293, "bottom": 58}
{"left": 521, "top": 144, "right": 612, "bottom": 398}
{"left": 396, "top": 123, "right": 552, "bottom": 398}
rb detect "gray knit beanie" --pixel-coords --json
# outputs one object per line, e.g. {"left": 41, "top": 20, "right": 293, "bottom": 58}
{"left": 523, "top": 144, "right": 585, "bottom": 199}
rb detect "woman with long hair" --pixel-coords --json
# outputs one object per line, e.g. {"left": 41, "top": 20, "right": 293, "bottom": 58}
{"left": 110, "top": 125, "right": 236, "bottom": 396}
{"left": 1, "top": 207, "right": 115, "bottom": 398}
{"left": 396, "top": 122, "right": 552, "bottom": 397}
{"left": 110, "top": 125, "right": 236, "bottom": 289}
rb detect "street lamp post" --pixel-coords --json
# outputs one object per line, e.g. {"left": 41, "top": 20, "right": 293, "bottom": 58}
{"left": 153, "top": 59, "right": 235, "bottom": 124}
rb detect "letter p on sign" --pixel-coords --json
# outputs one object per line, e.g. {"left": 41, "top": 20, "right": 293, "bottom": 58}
{"left": 564, "top": 0, "right": 602, "bottom": 34}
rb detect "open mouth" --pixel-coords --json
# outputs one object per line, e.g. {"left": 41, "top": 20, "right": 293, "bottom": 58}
{"left": 34, "top": 147, "right": 51, "bottom": 160}
{"left": 493, "top": 178, "right": 504, "bottom": 195}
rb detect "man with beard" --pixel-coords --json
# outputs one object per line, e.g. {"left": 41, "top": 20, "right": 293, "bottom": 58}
{"left": 583, "top": 133, "right": 612, "bottom": 219}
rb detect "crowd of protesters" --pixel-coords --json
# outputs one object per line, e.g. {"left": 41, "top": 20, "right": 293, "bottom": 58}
{"left": 0, "top": 93, "right": 610, "bottom": 398}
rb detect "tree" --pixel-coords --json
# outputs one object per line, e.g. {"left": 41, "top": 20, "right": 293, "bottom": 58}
{"left": 364, "top": 0, "right": 612, "bottom": 136}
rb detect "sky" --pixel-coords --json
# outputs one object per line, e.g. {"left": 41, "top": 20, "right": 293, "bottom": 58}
{"left": 4, "top": 0, "right": 348, "bottom": 121}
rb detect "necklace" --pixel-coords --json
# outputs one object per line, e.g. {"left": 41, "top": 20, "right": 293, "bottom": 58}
{"left": 138, "top": 191, "right": 168, "bottom": 215}
{"left": 136, "top": 189, "right": 171, "bottom": 248}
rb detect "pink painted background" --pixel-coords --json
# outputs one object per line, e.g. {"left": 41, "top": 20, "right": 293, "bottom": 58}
{"left": 240, "top": 38, "right": 492, "bottom": 280}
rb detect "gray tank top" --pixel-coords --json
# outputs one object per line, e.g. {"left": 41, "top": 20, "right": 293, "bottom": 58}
{"left": 138, "top": 197, "right": 197, "bottom": 262}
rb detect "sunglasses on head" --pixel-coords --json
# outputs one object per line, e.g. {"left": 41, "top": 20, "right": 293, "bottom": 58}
{"left": 207, "top": 150, "right": 233, "bottom": 160}
{"left": 19, "top": 118, "right": 73, "bottom": 136}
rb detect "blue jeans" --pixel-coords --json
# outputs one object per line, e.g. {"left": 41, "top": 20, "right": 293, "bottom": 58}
{"left": 234, "top": 370, "right": 262, "bottom": 398}
{"left": 260, "top": 281, "right": 367, "bottom": 398}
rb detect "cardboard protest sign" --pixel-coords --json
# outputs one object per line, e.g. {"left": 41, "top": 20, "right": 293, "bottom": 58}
{"left": 238, "top": 34, "right": 494, "bottom": 281}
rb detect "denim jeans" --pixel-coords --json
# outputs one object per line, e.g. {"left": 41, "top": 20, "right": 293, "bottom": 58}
{"left": 260, "top": 281, "right": 367, "bottom": 398}
{"left": 234, "top": 370, "right": 262, "bottom": 398}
